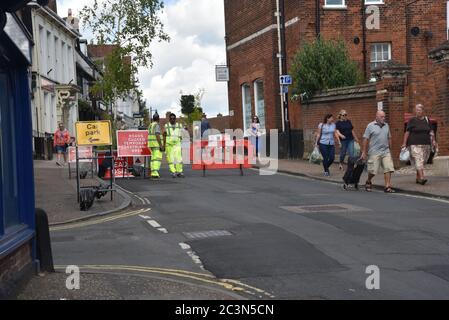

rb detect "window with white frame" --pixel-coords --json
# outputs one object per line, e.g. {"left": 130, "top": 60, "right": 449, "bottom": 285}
{"left": 254, "top": 80, "right": 265, "bottom": 129}
{"left": 241, "top": 84, "right": 252, "bottom": 133}
{"left": 370, "top": 43, "right": 391, "bottom": 70}
{"left": 365, "top": 0, "right": 383, "bottom": 4}
{"left": 325, "top": 0, "right": 345, "bottom": 7}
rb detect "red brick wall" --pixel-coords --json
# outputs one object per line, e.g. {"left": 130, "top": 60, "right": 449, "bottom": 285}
{"left": 301, "top": 85, "right": 377, "bottom": 156}
{"left": 0, "top": 242, "right": 33, "bottom": 297}
{"left": 224, "top": 0, "right": 448, "bottom": 135}
{"left": 227, "top": 30, "right": 281, "bottom": 131}
{"left": 429, "top": 52, "right": 449, "bottom": 156}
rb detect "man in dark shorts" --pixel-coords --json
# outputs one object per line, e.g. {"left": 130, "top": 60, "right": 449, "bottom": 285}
{"left": 53, "top": 123, "right": 71, "bottom": 166}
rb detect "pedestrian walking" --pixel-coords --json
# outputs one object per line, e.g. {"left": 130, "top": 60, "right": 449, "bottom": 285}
{"left": 201, "top": 113, "right": 211, "bottom": 140}
{"left": 336, "top": 109, "right": 360, "bottom": 170}
{"left": 361, "top": 111, "right": 396, "bottom": 193}
{"left": 250, "top": 116, "right": 262, "bottom": 158}
{"left": 164, "top": 113, "right": 184, "bottom": 178}
{"left": 401, "top": 104, "right": 438, "bottom": 185}
{"left": 315, "top": 114, "right": 340, "bottom": 176}
{"left": 53, "top": 123, "right": 70, "bottom": 166}
{"left": 147, "top": 113, "right": 164, "bottom": 179}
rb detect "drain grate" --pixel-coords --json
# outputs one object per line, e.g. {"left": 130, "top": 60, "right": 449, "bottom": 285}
{"left": 281, "top": 204, "right": 370, "bottom": 214}
{"left": 184, "top": 230, "right": 233, "bottom": 240}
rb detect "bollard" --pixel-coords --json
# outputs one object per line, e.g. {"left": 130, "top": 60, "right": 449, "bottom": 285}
{"left": 35, "top": 208, "right": 55, "bottom": 273}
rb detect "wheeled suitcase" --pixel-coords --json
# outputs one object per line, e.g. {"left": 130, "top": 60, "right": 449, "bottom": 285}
{"left": 343, "top": 158, "right": 366, "bottom": 190}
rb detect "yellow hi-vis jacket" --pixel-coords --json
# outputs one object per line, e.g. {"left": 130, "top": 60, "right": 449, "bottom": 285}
{"left": 148, "top": 122, "right": 160, "bottom": 148}
{"left": 164, "top": 123, "right": 183, "bottom": 145}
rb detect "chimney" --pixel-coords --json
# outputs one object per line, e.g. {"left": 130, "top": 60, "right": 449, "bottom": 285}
{"left": 46, "top": 0, "right": 57, "bottom": 13}
{"left": 64, "top": 8, "right": 79, "bottom": 32}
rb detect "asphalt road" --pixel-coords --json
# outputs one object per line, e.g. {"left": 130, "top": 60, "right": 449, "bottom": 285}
{"left": 49, "top": 166, "right": 449, "bottom": 299}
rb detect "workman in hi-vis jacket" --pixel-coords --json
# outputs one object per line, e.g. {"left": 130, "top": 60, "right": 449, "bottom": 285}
{"left": 147, "top": 113, "right": 164, "bottom": 179}
{"left": 164, "top": 113, "right": 185, "bottom": 178}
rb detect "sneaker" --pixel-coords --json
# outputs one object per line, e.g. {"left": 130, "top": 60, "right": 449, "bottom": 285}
{"left": 172, "top": 173, "right": 177, "bottom": 178}
{"left": 177, "top": 173, "right": 185, "bottom": 178}
{"left": 324, "top": 172, "right": 330, "bottom": 177}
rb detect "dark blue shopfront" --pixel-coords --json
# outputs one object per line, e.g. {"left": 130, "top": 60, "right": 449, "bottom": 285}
{"left": 0, "top": 8, "right": 37, "bottom": 297}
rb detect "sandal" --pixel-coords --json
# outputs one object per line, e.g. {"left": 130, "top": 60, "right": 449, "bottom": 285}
{"left": 365, "top": 181, "right": 372, "bottom": 192}
{"left": 384, "top": 186, "right": 396, "bottom": 193}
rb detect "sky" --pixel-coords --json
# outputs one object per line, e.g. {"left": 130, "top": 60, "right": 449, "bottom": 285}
{"left": 57, "top": 0, "right": 229, "bottom": 117}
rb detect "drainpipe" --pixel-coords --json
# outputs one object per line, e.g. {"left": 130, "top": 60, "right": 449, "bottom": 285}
{"left": 316, "top": 0, "right": 321, "bottom": 37}
{"left": 276, "top": 0, "right": 285, "bottom": 132}
{"left": 361, "top": 0, "right": 368, "bottom": 81}
{"left": 280, "top": 0, "right": 292, "bottom": 158}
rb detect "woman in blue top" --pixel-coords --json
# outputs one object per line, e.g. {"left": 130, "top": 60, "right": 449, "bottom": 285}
{"left": 336, "top": 109, "right": 360, "bottom": 170}
{"left": 316, "top": 114, "right": 341, "bottom": 176}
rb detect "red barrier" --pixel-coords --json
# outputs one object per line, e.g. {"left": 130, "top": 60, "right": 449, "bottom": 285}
{"left": 191, "top": 139, "right": 254, "bottom": 176}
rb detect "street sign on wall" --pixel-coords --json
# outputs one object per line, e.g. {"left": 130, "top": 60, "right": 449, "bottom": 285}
{"left": 216, "top": 65, "right": 230, "bottom": 82}
{"left": 75, "top": 120, "right": 112, "bottom": 146}
{"left": 117, "top": 130, "right": 151, "bottom": 157}
{"left": 280, "top": 75, "right": 292, "bottom": 85}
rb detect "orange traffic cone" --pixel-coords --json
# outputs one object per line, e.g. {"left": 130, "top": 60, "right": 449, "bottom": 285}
{"left": 104, "top": 168, "right": 112, "bottom": 180}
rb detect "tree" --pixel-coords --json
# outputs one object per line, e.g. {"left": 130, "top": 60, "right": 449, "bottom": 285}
{"left": 80, "top": 0, "right": 169, "bottom": 104}
{"left": 180, "top": 94, "right": 195, "bottom": 119}
{"left": 291, "top": 38, "right": 362, "bottom": 102}
{"left": 180, "top": 94, "right": 204, "bottom": 126}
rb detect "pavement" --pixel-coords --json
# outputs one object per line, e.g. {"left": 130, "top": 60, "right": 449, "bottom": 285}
{"left": 269, "top": 159, "right": 449, "bottom": 199}
{"left": 34, "top": 160, "right": 131, "bottom": 225}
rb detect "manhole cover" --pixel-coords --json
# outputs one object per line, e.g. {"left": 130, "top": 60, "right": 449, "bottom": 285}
{"left": 281, "top": 204, "right": 370, "bottom": 214}
{"left": 184, "top": 230, "right": 233, "bottom": 240}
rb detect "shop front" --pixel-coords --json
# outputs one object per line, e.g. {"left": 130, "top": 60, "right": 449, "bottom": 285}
{"left": 0, "top": 8, "right": 37, "bottom": 297}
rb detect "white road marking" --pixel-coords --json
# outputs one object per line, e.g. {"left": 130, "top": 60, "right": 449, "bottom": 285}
{"left": 144, "top": 198, "right": 151, "bottom": 204}
{"left": 139, "top": 215, "right": 151, "bottom": 219}
{"left": 158, "top": 228, "right": 168, "bottom": 234}
{"left": 147, "top": 220, "right": 161, "bottom": 228}
{"left": 179, "top": 243, "right": 191, "bottom": 250}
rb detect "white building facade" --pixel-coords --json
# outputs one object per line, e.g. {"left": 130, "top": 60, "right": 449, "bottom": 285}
{"left": 29, "top": 2, "right": 79, "bottom": 142}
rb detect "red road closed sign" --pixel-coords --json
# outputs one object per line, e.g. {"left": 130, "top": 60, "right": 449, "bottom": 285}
{"left": 117, "top": 130, "right": 151, "bottom": 157}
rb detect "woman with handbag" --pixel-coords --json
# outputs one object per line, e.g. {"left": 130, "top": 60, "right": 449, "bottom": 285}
{"left": 401, "top": 104, "right": 438, "bottom": 185}
{"left": 316, "top": 114, "right": 340, "bottom": 177}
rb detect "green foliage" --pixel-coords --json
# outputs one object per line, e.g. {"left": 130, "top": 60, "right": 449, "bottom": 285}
{"left": 291, "top": 38, "right": 363, "bottom": 101}
{"left": 80, "top": 0, "right": 169, "bottom": 104}
{"left": 90, "top": 47, "right": 136, "bottom": 104}
{"left": 180, "top": 94, "right": 203, "bottom": 125}
{"left": 180, "top": 95, "right": 196, "bottom": 116}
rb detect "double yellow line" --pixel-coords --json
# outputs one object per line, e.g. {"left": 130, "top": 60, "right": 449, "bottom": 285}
{"left": 54, "top": 264, "right": 275, "bottom": 298}
{"left": 50, "top": 208, "right": 151, "bottom": 232}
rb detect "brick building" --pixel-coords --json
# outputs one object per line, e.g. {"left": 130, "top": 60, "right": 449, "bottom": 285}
{"left": 224, "top": 0, "right": 449, "bottom": 159}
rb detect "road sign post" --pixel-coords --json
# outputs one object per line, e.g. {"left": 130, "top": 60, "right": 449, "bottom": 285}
{"left": 74, "top": 120, "right": 114, "bottom": 206}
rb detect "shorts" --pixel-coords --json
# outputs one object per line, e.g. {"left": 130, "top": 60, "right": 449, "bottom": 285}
{"left": 410, "top": 145, "right": 431, "bottom": 170}
{"left": 56, "top": 145, "right": 67, "bottom": 153}
{"left": 367, "top": 153, "right": 395, "bottom": 175}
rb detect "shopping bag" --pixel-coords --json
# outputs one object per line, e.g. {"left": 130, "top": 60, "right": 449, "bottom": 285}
{"left": 353, "top": 142, "right": 361, "bottom": 158}
{"left": 399, "top": 147, "right": 410, "bottom": 162}
{"left": 309, "top": 146, "right": 323, "bottom": 165}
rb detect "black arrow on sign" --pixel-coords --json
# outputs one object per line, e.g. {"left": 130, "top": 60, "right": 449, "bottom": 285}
{"left": 88, "top": 138, "right": 100, "bottom": 143}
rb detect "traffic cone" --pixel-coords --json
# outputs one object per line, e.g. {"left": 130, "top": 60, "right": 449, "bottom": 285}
{"left": 104, "top": 168, "right": 112, "bottom": 180}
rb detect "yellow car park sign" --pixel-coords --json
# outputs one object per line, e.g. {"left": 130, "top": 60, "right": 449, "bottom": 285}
{"left": 75, "top": 121, "right": 112, "bottom": 146}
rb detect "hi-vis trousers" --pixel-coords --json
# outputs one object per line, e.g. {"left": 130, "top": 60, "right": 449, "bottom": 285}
{"left": 150, "top": 147, "right": 162, "bottom": 177}
{"left": 166, "top": 143, "right": 183, "bottom": 174}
